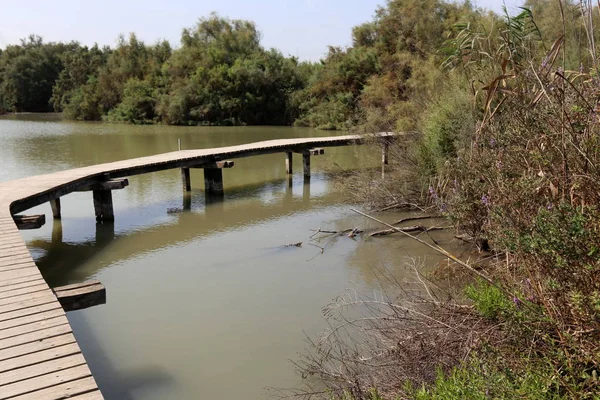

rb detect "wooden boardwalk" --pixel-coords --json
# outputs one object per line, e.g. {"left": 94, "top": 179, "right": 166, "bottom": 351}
{"left": 0, "top": 133, "right": 393, "bottom": 398}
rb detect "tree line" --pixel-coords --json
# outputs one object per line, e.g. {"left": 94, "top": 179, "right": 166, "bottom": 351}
{"left": 0, "top": 1, "right": 593, "bottom": 130}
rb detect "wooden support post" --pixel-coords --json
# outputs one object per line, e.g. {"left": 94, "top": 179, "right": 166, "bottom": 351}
{"left": 382, "top": 143, "right": 389, "bottom": 165}
{"left": 50, "top": 198, "right": 61, "bottom": 219}
{"left": 52, "top": 219, "right": 63, "bottom": 244}
{"left": 52, "top": 280, "right": 106, "bottom": 312}
{"left": 13, "top": 214, "right": 46, "bottom": 230}
{"left": 285, "top": 152, "right": 293, "bottom": 174}
{"left": 93, "top": 190, "right": 114, "bottom": 222}
{"left": 204, "top": 168, "right": 224, "bottom": 196}
{"left": 181, "top": 168, "right": 191, "bottom": 192}
{"left": 302, "top": 152, "right": 311, "bottom": 178}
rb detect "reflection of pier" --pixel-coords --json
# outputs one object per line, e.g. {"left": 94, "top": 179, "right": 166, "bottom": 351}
{"left": 31, "top": 176, "right": 338, "bottom": 287}
{"left": 0, "top": 133, "right": 395, "bottom": 398}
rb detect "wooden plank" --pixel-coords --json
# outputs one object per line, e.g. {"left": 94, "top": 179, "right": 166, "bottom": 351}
{"left": 0, "top": 275, "right": 45, "bottom": 290}
{"left": 0, "top": 268, "right": 41, "bottom": 283}
{"left": 0, "top": 342, "right": 80, "bottom": 374}
{"left": 76, "top": 178, "right": 129, "bottom": 192}
{"left": 0, "top": 254, "right": 34, "bottom": 266}
{"left": 0, "top": 333, "right": 76, "bottom": 362}
{"left": 0, "top": 363, "right": 92, "bottom": 399}
{"left": 0, "top": 248, "right": 30, "bottom": 259}
{"left": 0, "top": 323, "right": 71, "bottom": 351}
{"left": 52, "top": 280, "right": 101, "bottom": 293}
{"left": 0, "top": 308, "right": 64, "bottom": 332}
{"left": 0, "top": 283, "right": 48, "bottom": 300}
{"left": 0, "top": 279, "right": 46, "bottom": 294}
{"left": 0, "top": 303, "right": 62, "bottom": 327}
{"left": 67, "top": 390, "right": 104, "bottom": 400}
{"left": 0, "top": 289, "right": 53, "bottom": 307}
{"left": 0, "top": 294, "right": 58, "bottom": 319}
{"left": 12, "top": 215, "right": 46, "bottom": 230}
{"left": 0, "top": 261, "right": 37, "bottom": 273}
{"left": 0, "top": 315, "right": 68, "bottom": 342}
{"left": 54, "top": 282, "right": 106, "bottom": 312}
{"left": 0, "top": 353, "right": 86, "bottom": 386}
{"left": 9, "top": 377, "right": 100, "bottom": 400}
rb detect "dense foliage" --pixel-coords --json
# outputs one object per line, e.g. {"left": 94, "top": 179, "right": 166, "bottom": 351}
{"left": 0, "top": 15, "right": 305, "bottom": 125}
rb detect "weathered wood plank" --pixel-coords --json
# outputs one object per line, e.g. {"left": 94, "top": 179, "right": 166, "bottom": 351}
{"left": 0, "top": 315, "right": 68, "bottom": 341}
{"left": 0, "top": 323, "right": 71, "bottom": 351}
{"left": 0, "top": 353, "right": 86, "bottom": 386}
{"left": 8, "top": 377, "right": 100, "bottom": 400}
{"left": 0, "top": 283, "right": 48, "bottom": 300}
{"left": 0, "top": 278, "right": 46, "bottom": 294}
{"left": 12, "top": 215, "right": 46, "bottom": 230}
{"left": 0, "top": 303, "right": 62, "bottom": 325}
{"left": 0, "top": 333, "right": 76, "bottom": 362}
{"left": 0, "top": 363, "right": 91, "bottom": 399}
{"left": 0, "top": 308, "right": 64, "bottom": 332}
{"left": 0, "top": 275, "right": 45, "bottom": 290}
{"left": 53, "top": 281, "right": 106, "bottom": 312}
{"left": 0, "top": 294, "right": 58, "bottom": 319}
{"left": 76, "top": 178, "right": 129, "bottom": 192}
{"left": 0, "top": 342, "right": 80, "bottom": 374}
{"left": 0, "top": 289, "right": 53, "bottom": 307}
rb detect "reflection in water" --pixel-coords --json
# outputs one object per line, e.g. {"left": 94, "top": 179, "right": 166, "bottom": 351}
{"left": 0, "top": 115, "right": 453, "bottom": 399}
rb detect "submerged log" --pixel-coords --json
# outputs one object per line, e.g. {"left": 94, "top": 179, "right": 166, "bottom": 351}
{"left": 52, "top": 280, "right": 106, "bottom": 312}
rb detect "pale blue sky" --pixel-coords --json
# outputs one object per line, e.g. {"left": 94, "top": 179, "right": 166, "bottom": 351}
{"left": 0, "top": 0, "right": 522, "bottom": 61}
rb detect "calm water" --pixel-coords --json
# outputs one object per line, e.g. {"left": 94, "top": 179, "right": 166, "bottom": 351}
{"left": 0, "top": 114, "right": 459, "bottom": 399}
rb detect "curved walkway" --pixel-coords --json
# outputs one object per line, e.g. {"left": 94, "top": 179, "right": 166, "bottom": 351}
{"left": 0, "top": 133, "right": 393, "bottom": 398}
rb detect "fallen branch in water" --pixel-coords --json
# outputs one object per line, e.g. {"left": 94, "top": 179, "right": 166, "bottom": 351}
{"left": 369, "top": 225, "right": 444, "bottom": 237}
{"left": 351, "top": 208, "right": 535, "bottom": 311}
{"left": 393, "top": 215, "right": 442, "bottom": 225}
{"left": 309, "top": 228, "right": 358, "bottom": 238}
{"left": 283, "top": 242, "right": 303, "bottom": 248}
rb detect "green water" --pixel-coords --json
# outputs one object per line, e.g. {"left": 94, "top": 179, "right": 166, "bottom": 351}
{"left": 0, "top": 114, "right": 458, "bottom": 399}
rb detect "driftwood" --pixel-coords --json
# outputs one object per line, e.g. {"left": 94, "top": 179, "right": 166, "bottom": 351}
{"left": 393, "top": 215, "right": 442, "bottom": 225}
{"left": 369, "top": 225, "right": 444, "bottom": 237}
{"left": 309, "top": 228, "right": 363, "bottom": 238}
{"left": 283, "top": 242, "right": 303, "bottom": 248}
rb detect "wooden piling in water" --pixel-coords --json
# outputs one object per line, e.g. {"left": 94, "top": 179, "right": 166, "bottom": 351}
{"left": 181, "top": 168, "right": 191, "bottom": 192}
{"left": 285, "top": 152, "right": 293, "bottom": 174}
{"left": 302, "top": 152, "right": 311, "bottom": 178}
{"left": 50, "top": 198, "right": 61, "bottom": 219}
{"left": 93, "top": 190, "right": 114, "bottom": 222}
{"left": 204, "top": 168, "right": 224, "bottom": 196}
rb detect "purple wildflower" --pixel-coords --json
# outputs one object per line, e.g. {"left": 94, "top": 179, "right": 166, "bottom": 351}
{"left": 429, "top": 186, "right": 438, "bottom": 200}
{"left": 489, "top": 138, "right": 496, "bottom": 147}
{"left": 547, "top": 202, "right": 553, "bottom": 210}
{"left": 513, "top": 297, "right": 521, "bottom": 307}
{"left": 580, "top": 63, "right": 584, "bottom": 74}
{"left": 481, "top": 194, "right": 490, "bottom": 206}
{"left": 496, "top": 160, "right": 503, "bottom": 169}
{"left": 440, "top": 203, "right": 448, "bottom": 212}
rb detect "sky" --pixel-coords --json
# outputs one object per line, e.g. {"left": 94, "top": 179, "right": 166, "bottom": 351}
{"left": 0, "top": 0, "right": 523, "bottom": 61}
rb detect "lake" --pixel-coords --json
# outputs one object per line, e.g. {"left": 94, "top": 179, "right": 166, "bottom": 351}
{"left": 0, "top": 114, "right": 457, "bottom": 399}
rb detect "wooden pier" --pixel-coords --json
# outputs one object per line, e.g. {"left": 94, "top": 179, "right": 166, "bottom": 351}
{"left": 0, "top": 133, "right": 394, "bottom": 398}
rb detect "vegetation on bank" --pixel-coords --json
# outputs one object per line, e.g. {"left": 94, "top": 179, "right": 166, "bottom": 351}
{"left": 286, "top": 1, "right": 600, "bottom": 399}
